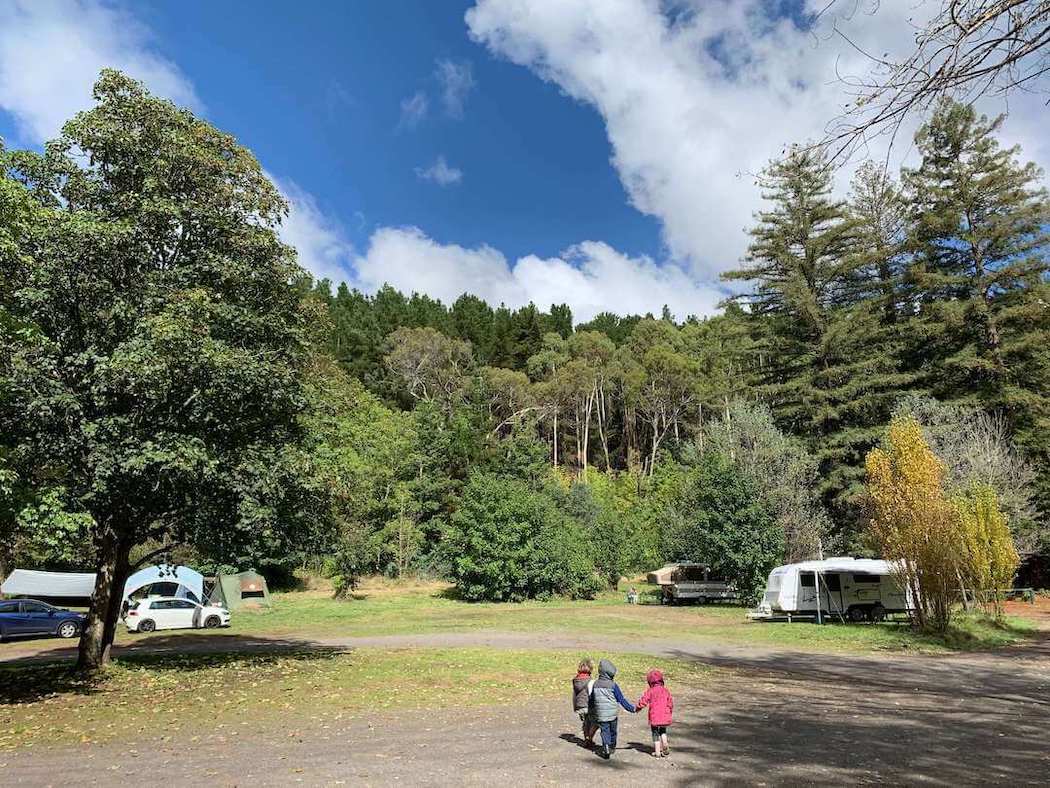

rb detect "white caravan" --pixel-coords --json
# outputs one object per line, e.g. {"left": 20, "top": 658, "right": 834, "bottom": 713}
{"left": 751, "top": 557, "right": 911, "bottom": 623}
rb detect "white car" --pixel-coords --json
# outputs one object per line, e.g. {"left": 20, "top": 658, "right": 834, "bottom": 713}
{"left": 125, "top": 596, "right": 230, "bottom": 633}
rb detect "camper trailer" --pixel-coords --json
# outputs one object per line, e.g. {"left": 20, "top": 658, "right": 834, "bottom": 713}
{"left": 750, "top": 557, "right": 911, "bottom": 623}
{"left": 648, "top": 562, "right": 739, "bottom": 605}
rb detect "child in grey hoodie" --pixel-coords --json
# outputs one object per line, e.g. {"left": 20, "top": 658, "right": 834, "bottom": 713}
{"left": 588, "top": 658, "right": 636, "bottom": 759}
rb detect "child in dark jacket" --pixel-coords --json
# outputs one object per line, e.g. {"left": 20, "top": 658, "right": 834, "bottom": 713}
{"left": 589, "top": 658, "right": 636, "bottom": 759}
{"left": 635, "top": 669, "right": 674, "bottom": 757}
{"left": 571, "top": 659, "right": 597, "bottom": 747}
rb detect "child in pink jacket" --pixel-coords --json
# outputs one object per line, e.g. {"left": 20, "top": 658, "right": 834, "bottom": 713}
{"left": 635, "top": 669, "right": 674, "bottom": 757}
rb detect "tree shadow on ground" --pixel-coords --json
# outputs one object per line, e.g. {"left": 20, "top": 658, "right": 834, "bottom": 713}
{"left": 432, "top": 585, "right": 467, "bottom": 601}
{"left": 651, "top": 643, "right": 1050, "bottom": 786}
{"left": 0, "top": 633, "right": 346, "bottom": 705}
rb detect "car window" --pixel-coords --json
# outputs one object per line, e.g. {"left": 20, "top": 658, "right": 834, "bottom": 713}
{"left": 149, "top": 600, "right": 172, "bottom": 610}
{"left": 172, "top": 600, "right": 197, "bottom": 609}
{"left": 0, "top": 601, "right": 19, "bottom": 613}
{"left": 22, "top": 601, "right": 51, "bottom": 613}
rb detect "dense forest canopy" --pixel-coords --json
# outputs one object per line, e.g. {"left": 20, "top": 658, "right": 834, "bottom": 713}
{"left": 1, "top": 75, "right": 1048, "bottom": 665}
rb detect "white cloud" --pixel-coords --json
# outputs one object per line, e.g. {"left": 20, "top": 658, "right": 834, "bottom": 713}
{"left": 269, "top": 173, "right": 356, "bottom": 286}
{"left": 415, "top": 155, "right": 464, "bottom": 186}
{"left": 0, "top": 0, "right": 200, "bottom": 144}
{"left": 434, "top": 58, "right": 475, "bottom": 118}
{"left": 465, "top": 0, "right": 1050, "bottom": 276}
{"left": 351, "top": 226, "right": 723, "bottom": 322}
{"left": 398, "top": 90, "right": 428, "bottom": 129}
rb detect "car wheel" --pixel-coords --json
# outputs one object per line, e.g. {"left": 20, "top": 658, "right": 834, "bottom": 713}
{"left": 204, "top": 615, "right": 220, "bottom": 629}
{"left": 847, "top": 606, "right": 868, "bottom": 623}
{"left": 57, "top": 621, "right": 78, "bottom": 639}
{"left": 138, "top": 619, "right": 156, "bottom": 633}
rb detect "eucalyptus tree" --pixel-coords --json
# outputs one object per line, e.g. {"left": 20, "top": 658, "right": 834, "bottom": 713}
{"left": 0, "top": 71, "right": 325, "bottom": 671}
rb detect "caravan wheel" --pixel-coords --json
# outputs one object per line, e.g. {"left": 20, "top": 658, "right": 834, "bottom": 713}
{"left": 847, "top": 606, "right": 868, "bottom": 623}
{"left": 869, "top": 604, "right": 886, "bottom": 623}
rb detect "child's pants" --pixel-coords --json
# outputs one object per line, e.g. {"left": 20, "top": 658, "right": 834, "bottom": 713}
{"left": 598, "top": 719, "right": 618, "bottom": 751}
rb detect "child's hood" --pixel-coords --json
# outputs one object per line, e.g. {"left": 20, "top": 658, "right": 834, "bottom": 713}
{"left": 646, "top": 669, "right": 664, "bottom": 685}
{"left": 598, "top": 659, "right": 617, "bottom": 679}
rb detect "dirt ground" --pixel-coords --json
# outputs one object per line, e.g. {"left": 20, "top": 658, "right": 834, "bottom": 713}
{"left": 2, "top": 627, "right": 1048, "bottom": 787}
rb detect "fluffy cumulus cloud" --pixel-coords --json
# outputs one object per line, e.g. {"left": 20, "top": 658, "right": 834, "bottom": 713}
{"left": 434, "top": 58, "right": 476, "bottom": 118}
{"left": 415, "top": 155, "right": 464, "bottom": 186}
{"left": 268, "top": 173, "right": 357, "bottom": 286}
{"left": 351, "top": 226, "right": 722, "bottom": 322}
{"left": 465, "top": 0, "right": 1050, "bottom": 276}
{"left": 0, "top": 0, "right": 200, "bottom": 143}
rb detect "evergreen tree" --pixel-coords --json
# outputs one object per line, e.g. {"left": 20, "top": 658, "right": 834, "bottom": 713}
{"left": 724, "top": 146, "right": 904, "bottom": 536}
{"left": 542, "top": 303, "right": 574, "bottom": 339}
{"left": 451, "top": 294, "right": 495, "bottom": 361}
{"left": 509, "top": 303, "right": 544, "bottom": 368}
{"left": 903, "top": 99, "right": 1050, "bottom": 518}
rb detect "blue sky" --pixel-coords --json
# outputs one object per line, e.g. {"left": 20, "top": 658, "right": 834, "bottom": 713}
{"left": 129, "top": 0, "right": 662, "bottom": 265}
{"left": 1, "top": 1, "right": 1046, "bottom": 321}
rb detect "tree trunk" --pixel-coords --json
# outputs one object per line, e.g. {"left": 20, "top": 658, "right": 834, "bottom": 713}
{"left": 582, "top": 386, "right": 595, "bottom": 474}
{"left": 595, "top": 382, "right": 611, "bottom": 470}
{"left": 76, "top": 527, "right": 130, "bottom": 673}
{"left": 553, "top": 411, "right": 559, "bottom": 468}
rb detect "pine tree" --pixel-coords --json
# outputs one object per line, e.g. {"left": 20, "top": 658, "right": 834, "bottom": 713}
{"left": 724, "top": 146, "right": 904, "bottom": 537}
{"left": 903, "top": 99, "right": 1050, "bottom": 519}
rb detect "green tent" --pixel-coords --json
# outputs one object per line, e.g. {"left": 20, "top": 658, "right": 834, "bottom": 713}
{"left": 207, "top": 570, "right": 271, "bottom": 610}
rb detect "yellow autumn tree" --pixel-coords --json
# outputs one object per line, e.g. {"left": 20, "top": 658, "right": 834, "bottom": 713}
{"left": 865, "top": 417, "right": 962, "bottom": 631}
{"left": 955, "top": 484, "right": 1019, "bottom": 621}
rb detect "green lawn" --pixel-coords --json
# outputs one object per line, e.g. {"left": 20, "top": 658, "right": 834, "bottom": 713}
{"left": 139, "top": 579, "right": 1036, "bottom": 655}
{"left": 0, "top": 647, "right": 713, "bottom": 750}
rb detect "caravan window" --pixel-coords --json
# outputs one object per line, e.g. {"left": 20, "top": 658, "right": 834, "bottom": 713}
{"left": 852, "top": 574, "right": 881, "bottom": 584}
{"left": 799, "top": 573, "right": 815, "bottom": 588}
{"left": 824, "top": 574, "right": 842, "bottom": 591}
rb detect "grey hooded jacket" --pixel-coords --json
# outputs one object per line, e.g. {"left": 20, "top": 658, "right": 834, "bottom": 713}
{"left": 589, "top": 659, "right": 636, "bottom": 722}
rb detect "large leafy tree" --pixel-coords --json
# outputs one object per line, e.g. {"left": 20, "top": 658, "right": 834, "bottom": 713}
{"left": 662, "top": 452, "right": 782, "bottom": 604}
{"left": 0, "top": 71, "right": 324, "bottom": 670}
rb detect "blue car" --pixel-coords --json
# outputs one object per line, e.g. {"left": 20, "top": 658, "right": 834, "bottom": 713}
{"left": 0, "top": 599, "right": 85, "bottom": 642}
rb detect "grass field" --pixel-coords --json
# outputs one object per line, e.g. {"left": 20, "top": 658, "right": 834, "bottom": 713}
{"left": 0, "top": 647, "right": 714, "bottom": 750}
{"left": 0, "top": 579, "right": 1042, "bottom": 753}
{"left": 118, "top": 578, "right": 1037, "bottom": 654}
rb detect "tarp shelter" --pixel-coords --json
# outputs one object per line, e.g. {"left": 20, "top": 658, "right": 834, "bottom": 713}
{"left": 123, "top": 564, "right": 204, "bottom": 603}
{"left": 646, "top": 562, "right": 709, "bottom": 586}
{"left": 1, "top": 569, "right": 95, "bottom": 599}
{"left": 208, "top": 570, "right": 270, "bottom": 610}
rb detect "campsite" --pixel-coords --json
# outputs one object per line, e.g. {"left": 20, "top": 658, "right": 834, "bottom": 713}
{"left": 1, "top": 578, "right": 1048, "bottom": 784}
{"left": 3, "top": 0, "right": 1050, "bottom": 785}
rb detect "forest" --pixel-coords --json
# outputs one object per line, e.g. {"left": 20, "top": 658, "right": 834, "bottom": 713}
{"left": 1, "top": 72, "right": 1048, "bottom": 667}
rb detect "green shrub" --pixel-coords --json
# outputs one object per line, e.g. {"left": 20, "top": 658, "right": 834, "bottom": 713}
{"left": 663, "top": 452, "right": 783, "bottom": 604}
{"left": 443, "top": 473, "right": 602, "bottom": 601}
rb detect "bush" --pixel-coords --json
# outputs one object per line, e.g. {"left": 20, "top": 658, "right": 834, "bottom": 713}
{"left": 443, "top": 473, "right": 602, "bottom": 601}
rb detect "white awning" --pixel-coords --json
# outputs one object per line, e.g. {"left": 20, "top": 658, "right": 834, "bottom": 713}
{"left": 0, "top": 569, "right": 96, "bottom": 598}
